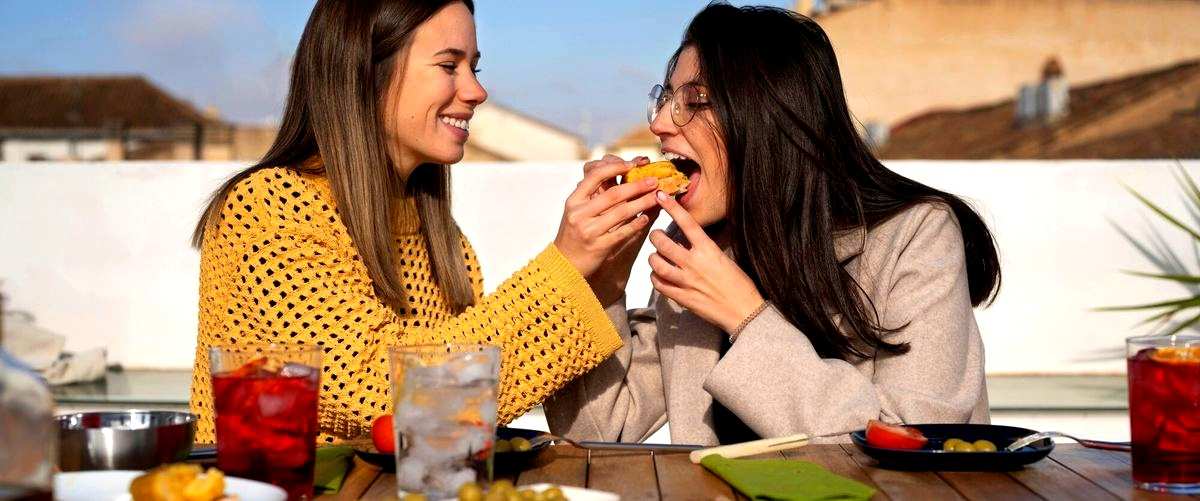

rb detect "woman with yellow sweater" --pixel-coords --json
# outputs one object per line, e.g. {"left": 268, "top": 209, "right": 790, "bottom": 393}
{"left": 189, "top": 0, "right": 658, "bottom": 443}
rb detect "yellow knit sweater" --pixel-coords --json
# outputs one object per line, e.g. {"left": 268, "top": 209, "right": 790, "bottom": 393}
{"left": 190, "top": 167, "right": 622, "bottom": 443}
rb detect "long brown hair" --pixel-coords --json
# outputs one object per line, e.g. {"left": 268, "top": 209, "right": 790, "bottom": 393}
{"left": 672, "top": 4, "right": 1000, "bottom": 360}
{"left": 192, "top": 0, "right": 476, "bottom": 313}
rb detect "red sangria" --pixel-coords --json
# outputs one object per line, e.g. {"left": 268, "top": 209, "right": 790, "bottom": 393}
{"left": 1127, "top": 335, "right": 1200, "bottom": 494}
{"left": 210, "top": 347, "right": 320, "bottom": 500}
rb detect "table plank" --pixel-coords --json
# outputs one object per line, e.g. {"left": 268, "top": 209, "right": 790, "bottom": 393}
{"left": 1009, "top": 450, "right": 1121, "bottom": 501}
{"left": 334, "top": 457, "right": 385, "bottom": 500}
{"left": 361, "top": 473, "right": 399, "bottom": 501}
{"left": 514, "top": 445, "right": 588, "bottom": 488}
{"left": 936, "top": 471, "right": 1042, "bottom": 500}
{"left": 587, "top": 449, "right": 661, "bottom": 500}
{"left": 1050, "top": 445, "right": 1180, "bottom": 501}
{"left": 781, "top": 446, "right": 891, "bottom": 500}
{"left": 840, "top": 444, "right": 965, "bottom": 500}
{"left": 654, "top": 451, "right": 736, "bottom": 500}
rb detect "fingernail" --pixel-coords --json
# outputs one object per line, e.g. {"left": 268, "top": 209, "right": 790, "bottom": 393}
{"left": 643, "top": 178, "right": 657, "bottom": 187}
{"left": 656, "top": 191, "right": 668, "bottom": 201}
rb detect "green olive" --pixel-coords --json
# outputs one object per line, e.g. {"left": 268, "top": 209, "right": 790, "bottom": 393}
{"left": 942, "top": 438, "right": 967, "bottom": 451}
{"left": 458, "top": 482, "right": 484, "bottom": 501}
{"left": 494, "top": 439, "right": 512, "bottom": 453}
{"left": 518, "top": 490, "right": 537, "bottom": 501}
{"left": 541, "top": 486, "right": 565, "bottom": 501}
{"left": 490, "top": 480, "right": 515, "bottom": 495}
{"left": 484, "top": 491, "right": 506, "bottom": 501}
{"left": 973, "top": 439, "right": 997, "bottom": 452}
{"left": 509, "top": 437, "right": 532, "bottom": 452}
{"left": 402, "top": 494, "right": 428, "bottom": 501}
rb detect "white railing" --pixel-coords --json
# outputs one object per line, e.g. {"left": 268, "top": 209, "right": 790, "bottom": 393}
{"left": 2, "top": 160, "right": 1197, "bottom": 374}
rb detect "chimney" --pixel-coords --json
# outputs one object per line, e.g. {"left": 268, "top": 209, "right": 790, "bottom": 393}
{"left": 1038, "top": 57, "right": 1069, "bottom": 122}
{"left": 864, "top": 121, "right": 890, "bottom": 150}
{"left": 1015, "top": 57, "right": 1069, "bottom": 126}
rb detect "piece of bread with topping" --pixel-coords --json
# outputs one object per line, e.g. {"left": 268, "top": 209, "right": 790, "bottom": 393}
{"left": 624, "top": 160, "right": 690, "bottom": 195}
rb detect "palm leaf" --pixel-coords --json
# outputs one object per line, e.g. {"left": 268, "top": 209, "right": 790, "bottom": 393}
{"left": 1159, "top": 309, "right": 1200, "bottom": 337}
{"left": 1121, "top": 270, "right": 1200, "bottom": 284}
{"left": 1124, "top": 185, "right": 1200, "bottom": 242}
{"left": 1096, "top": 296, "right": 1200, "bottom": 312}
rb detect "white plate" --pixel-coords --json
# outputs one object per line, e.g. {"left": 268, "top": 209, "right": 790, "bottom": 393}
{"left": 54, "top": 470, "right": 287, "bottom": 501}
{"left": 521, "top": 483, "right": 619, "bottom": 501}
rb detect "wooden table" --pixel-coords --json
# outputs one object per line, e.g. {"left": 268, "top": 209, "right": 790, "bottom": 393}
{"left": 317, "top": 444, "right": 1192, "bottom": 500}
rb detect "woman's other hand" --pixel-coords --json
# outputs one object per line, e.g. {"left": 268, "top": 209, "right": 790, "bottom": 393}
{"left": 554, "top": 155, "right": 660, "bottom": 282}
{"left": 648, "top": 191, "right": 764, "bottom": 333}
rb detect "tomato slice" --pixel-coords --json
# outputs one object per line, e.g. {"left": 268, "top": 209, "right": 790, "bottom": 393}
{"left": 865, "top": 419, "right": 928, "bottom": 450}
{"left": 371, "top": 414, "right": 395, "bottom": 454}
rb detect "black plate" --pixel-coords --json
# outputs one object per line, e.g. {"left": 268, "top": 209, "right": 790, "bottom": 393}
{"left": 850, "top": 424, "right": 1054, "bottom": 471}
{"left": 354, "top": 427, "right": 552, "bottom": 472}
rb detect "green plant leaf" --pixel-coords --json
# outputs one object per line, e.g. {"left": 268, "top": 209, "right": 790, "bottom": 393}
{"left": 1159, "top": 309, "right": 1200, "bottom": 337}
{"left": 1095, "top": 296, "right": 1200, "bottom": 312}
{"left": 1176, "top": 165, "right": 1200, "bottom": 211}
{"left": 1135, "top": 308, "right": 1179, "bottom": 328}
{"left": 1121, "top": 270, "right": 1200, "bottom": 283}
{"left": 1124, "top": 185, "right": 1200, "bottom": 242}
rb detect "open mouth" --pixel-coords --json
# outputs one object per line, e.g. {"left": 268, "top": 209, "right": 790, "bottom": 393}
{"left": 663, "top": 152, "right": 700, "bottom": 176}
{"left": 663, "top": 152, "right": 701, "bottom": 201}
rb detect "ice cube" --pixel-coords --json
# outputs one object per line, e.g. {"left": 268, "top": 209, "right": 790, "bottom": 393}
{"left": 280, "top": 362, "right": 318, "bottom": 380}
{"left": 257, "top": 392, "right": 298, "bottom": 418}
{"left": 408, "top": 431, "right": 472, "bottom": 465}
{"left": 429, "top": 466, "right": 476, "bottom": 495}
{"left": 464, "top": 426, "right": 492, "bottom": 455}
{"left": 446, "top": 355, "right": 497, "bottom": 385}
{"left": 406, "top": 364, "right": 449, "bottom": 385}
{"left": 395, "top": 399, "right": 441, "bottom": 435}
{"left": 479, "top": 398, "right": 497, "bottom": 425}
{"left": 395, "top": 456, "right": 429, "bottom": 491}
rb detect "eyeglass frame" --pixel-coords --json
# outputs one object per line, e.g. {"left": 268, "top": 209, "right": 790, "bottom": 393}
{"left": 647, "top": 82, "right": 712, "bottom": 127}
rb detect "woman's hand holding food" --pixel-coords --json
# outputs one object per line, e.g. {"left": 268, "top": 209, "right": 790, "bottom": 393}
{"left": 554, "top": 155, "right": 660, "bottom": 282}
{"left": 576, "top": 156, "right": 664, "bottom": 305}
{"left": 648, "top": 191, "right": 765, "bottom": 334}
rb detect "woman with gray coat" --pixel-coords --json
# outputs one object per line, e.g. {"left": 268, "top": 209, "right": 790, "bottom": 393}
{"left": 545, "top": 4, "right": 1000, "bottom": 446}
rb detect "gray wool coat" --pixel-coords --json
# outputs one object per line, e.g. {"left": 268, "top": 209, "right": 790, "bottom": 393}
{"left": 544, "top": 203, "right": 990, "bottom": 446}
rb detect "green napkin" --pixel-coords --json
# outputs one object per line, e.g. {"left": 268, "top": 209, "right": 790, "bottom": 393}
{"left": 700, "top": 454, "right": 876, "bottom": 501}
{"left": 313, "top": 446, "right": 355, "bottom": 494}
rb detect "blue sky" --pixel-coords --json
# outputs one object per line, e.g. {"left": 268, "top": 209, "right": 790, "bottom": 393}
{"left": 0, "top": 0, "right": 791, "bottom": 145}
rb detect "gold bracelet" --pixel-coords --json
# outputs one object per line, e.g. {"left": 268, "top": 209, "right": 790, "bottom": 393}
{"left": 729, "top": 300, "right": 770, "bottom": 342}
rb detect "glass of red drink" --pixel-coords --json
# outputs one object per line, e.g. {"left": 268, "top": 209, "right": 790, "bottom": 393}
{"left": 1127, "top": 334, "right": 1200, "bottom": 494}
{"left": 210, "top": 346, "right": 320, "bottom": 500}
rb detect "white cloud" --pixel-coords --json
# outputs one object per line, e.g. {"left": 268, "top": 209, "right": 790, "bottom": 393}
{"left": 114, "top": 0, "right": 292, "bottom": 124}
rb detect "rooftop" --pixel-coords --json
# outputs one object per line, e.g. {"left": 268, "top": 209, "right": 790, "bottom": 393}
{"left": 879, "top": 59, "right": 1200, "bottom": 159}
{"left": 0, "top": 75, "right": 219, "bottom": 131}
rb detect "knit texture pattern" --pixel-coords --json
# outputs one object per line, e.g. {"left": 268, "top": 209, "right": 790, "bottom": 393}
{"left": 190, "top": 167, "right": 622, "bottom": 443}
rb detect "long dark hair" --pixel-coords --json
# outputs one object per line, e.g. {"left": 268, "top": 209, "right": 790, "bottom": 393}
{"left": 193, "top": 0, "right": 476, "bottom": 313}
{"left": 673, "top": 3, "right": 1001, "bottom": 360}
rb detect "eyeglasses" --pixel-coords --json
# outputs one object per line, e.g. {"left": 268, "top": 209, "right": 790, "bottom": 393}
{"left": 647, "top": 83, "right": 711, "bottom": 127}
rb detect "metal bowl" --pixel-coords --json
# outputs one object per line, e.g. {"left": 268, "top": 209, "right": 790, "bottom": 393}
{"left": 55, "top": 410, "right": 196, "bottom": 471}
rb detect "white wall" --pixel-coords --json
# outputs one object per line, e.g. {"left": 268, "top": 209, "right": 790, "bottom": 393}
{"left": 467, "top": 103, "right": 584, "bottom": 161}
{"left": 1, "top": 160, "right": 1197, "bottom": 373}
{"left": 3, "top": 139, "right": 110, "bottom": 162}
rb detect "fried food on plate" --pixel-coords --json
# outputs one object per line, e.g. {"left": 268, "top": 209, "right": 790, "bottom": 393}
{"left": 129, "top": 463, "right": 229, "bottom": 501}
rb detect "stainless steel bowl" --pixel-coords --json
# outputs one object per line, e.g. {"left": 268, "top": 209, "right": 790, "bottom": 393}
{"left": 55, "top": 410, "right": 196, "bottom": 471}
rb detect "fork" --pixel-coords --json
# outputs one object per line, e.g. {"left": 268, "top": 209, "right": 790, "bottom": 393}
{"left": 1004, "top": 431, "right": 1131, "bottom": 452}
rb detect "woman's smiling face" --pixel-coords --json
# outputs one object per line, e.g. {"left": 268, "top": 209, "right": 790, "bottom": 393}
{"left": 650, "top": 46, "right": 729, "bottom": 228}
{"left": 384, "top": 1, "right": 487, "bottom": 175}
